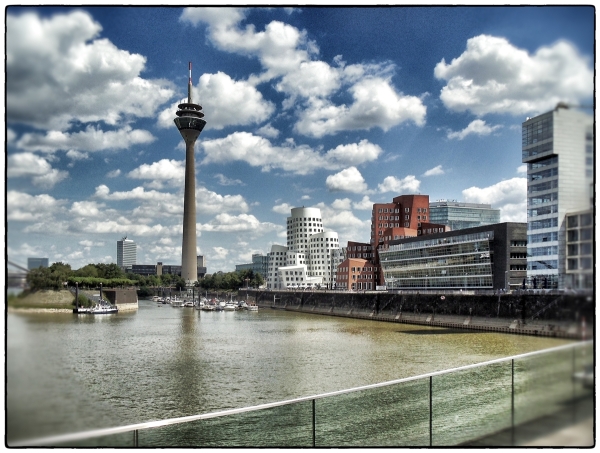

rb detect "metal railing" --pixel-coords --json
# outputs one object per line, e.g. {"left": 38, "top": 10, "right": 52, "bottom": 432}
{"left": 10, "top": 340, "right": 593, "bottom": 447}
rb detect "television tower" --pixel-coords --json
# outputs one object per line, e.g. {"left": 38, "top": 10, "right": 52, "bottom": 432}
{"left": 174, "top": 62, "right": 206, "bottom": 285}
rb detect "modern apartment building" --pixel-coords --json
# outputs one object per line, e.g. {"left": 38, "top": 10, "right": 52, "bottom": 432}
{"left": 266, "top": 207, "right": 340, "bottom": 289}
{"left": 117, "top": 236, "right": 136, "bottom": 269}
{"left": 346, "top": 241, "right": 374, "bottom": 260}
{"left": 379, "top": 223, "right": 527, "bottom": 291}
{"left": 522, "top": 105, "right": 593, "bottom": 290}
{"left": 429, "top": 201, "right": 500, "bottom": 231}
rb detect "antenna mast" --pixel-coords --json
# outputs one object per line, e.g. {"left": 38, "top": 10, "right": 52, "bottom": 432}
{"left": 188, "top": 62, "right": 192, "bottom": 104}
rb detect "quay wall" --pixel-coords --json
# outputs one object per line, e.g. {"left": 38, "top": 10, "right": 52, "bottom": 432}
{"left": 103, "top": 289, "right": 138, "bottom": 311}
{"left": 247, "top": 290, "right": 593, "bottom": 339}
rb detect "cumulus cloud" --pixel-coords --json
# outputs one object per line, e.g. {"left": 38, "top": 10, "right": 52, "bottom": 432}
{"left": 214, "top": 174, "right": 244, "bottom": 186}
{"left": 377, "top": 175, "right": 420, "bottom": 193}
{"left": 7, "top": 152, "right": 68, "bottom": 188}
{"left": 326, "top": 167, "right": 369, "bottom": 193}
{"left": 273, "top": 202, "right": 294, "bottom": 214}
{"left": 313, "top": 201, "right": 371, "bottom": 244}
{"left": 128, "top": 159, "right": 185, "bottom": 184}
{"left": 435, "top": 35, "right": 593, "bottom": 116}
{"left": 107, "top": 169, "right": 122, "bottom": 178}
{"left": 212, "top": 246, "right": 230, "bottom": 260}
{"left": 447, "top": 119, "right": 502, "bottom": 140}
{"left": 16, "top": 126, "right": 155, "bottom": 154}
{"left": 516, "top": 164, "right": 527, "bottom": 174}
{"left": 70, "top": 201, "right": 107, "bottom": 218}
{"left": 201, "top": 132, "right": 381, "bottom": 175}
{"left": 7, "top": 190, "right": 66, "bottom": 221}
{"left": 462, "top": 177, "right": 527, "bottom": 222}
{"left": 7, "top": 10, "right": 175, "bottom": 131}
{"left": 423, "top": 165, "right": 445, "bottom": 177}
{"left": 180, "top": 8, "right": 426, "bottom": 138}
{"left": 353, "top": 195, "right": 374, "bottom": 210}
{"left": 200, "top": 213, "right": 279, "bottom": 233}
{"left": 66, "top": 150, "right": 89, "bottom": 161}
{"left": 256, "top": 123, "right": 280, "bottom": 138}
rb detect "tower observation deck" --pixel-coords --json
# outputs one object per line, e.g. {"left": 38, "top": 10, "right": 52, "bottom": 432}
{"left": 174, "top": 62, "right": 207, "bottom": 285}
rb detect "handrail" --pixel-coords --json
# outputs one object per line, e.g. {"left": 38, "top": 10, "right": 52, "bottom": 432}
{"left": 11, "top": 340, "right": 592, "bottom": 447}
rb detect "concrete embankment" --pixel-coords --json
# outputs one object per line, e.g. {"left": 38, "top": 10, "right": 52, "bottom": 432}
{"left": 9, "top": 288, "right": 139, "bottom": 313}
{"left": 250, "top": 290, "right": 592, "bottom": 340}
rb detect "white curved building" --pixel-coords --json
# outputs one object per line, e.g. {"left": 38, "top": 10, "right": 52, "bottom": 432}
{"left": 267, "top": 207, "right": 340, "bottom": 289}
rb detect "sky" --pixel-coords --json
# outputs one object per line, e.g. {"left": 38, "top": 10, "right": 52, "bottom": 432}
{"left": 5, "top": 5, "right": 595, "bottom": 274}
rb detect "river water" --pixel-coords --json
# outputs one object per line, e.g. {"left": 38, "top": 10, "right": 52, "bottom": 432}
{"left": 7, "top": 300, "right": 577, "bottom": 445}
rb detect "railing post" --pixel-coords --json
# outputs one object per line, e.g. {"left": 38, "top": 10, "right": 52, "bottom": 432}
{"left": 133, "top": 429, "right": 138, "bottom": 447}
{"left": 312, "top": 399, "right": 316, "bottom": 448}
{"left": 572, "top": 346, "right": 576, "bottom": 422}
{"left": 511, "top": 359, "right": 515, "bottom": 446}
{"left": 429, "top": 375, "right": 433, "bottom": 447}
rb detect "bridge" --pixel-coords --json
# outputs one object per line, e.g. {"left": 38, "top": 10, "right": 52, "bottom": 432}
{"left": 7, "top": 260, "right": 29, "bottom": 288}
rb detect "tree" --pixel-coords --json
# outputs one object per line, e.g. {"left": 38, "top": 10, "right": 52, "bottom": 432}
{"left": 73, "top": 264, "right": 99, "bottom": 278}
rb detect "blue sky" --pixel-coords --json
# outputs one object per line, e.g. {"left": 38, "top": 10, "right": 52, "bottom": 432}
{"left": 6, "top": 6, "right": 594, "bottom": 273}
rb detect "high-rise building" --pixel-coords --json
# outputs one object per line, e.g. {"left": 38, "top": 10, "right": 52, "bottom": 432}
{"left": 429, "top": 201, "right": 500, "bottom": 231}
{"left": 565, "top": 209, "right": 593, "bottom": 291}
{"left": 235, "top": 254, "right": 269, "bottom": 278}
{"left": 522, "top": 104, "right": 593, "bottom": 290}
{"left": 267, "top": 207, "right": 340, "bottom": 289}
{"left": 27, "top": 257, "right": 49, "bottom": 270}
{"left": 174, "top": 62, "right": 206, "bottom": 285}
{"left": 117, "top": 237, "right": 136, "bottom": 269}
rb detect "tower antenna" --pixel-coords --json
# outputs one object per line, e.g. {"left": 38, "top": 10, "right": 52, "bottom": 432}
{"left": 188, "top": 62, "right": 192, "bottom": 104}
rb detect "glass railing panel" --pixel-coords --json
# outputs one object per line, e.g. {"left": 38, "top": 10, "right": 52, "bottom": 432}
{"left": 139, "top": 401, "right": 313, "bottom": 447}
{"left": 514, "top": 347, "right": 575, "bottom": 425}
{"left": 315, "top": 379, "right": 430, "bottom": 447}
{"left": 21, "top": 432, "right": 135, "bottom": 448}
{"left": 432, "top": 362, "right": 512, "bottom": 446}
{"left": 573, "top": 342, "right": 594, "bottom": 400}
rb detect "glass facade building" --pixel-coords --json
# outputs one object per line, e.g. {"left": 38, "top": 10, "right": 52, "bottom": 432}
{"left": 117, "top": 237, "right": 137, "bottom": 269}
{"left": 236, "top": 254, "right": 269, "bottom": 278}
{"left": 429, "top": 201, "right": 500, "bottom": 231}
{"left": 380, "top": 223, "right": 527, "bottom": 291}
{"left": 565, "top": 209, "right": 593, "bottom": 291}
{"left": 522, "top": 106, "right": 593, "bottom": 290}
{"left": 27, "top": 257, "right": 49, "bottom": 270}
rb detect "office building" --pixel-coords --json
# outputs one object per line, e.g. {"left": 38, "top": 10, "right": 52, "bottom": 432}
{"left": 522, "top": 104, "right": 593, "bottom": 289}
{"left": 336, "top": 258, "right": 377, "bottom": 291}
{"left": 197, "top": 255, "right": 207, "bottom": 279}
{"left": 267, "top": 207, "right": 340, "bottom": 289}
{"left": 565, "top": 209, "right": 593, "bottom": 292}
{"left": 27, "top": 257, "right": 49, "bottom": 270}
{"left": 429, "top": 201, "right": 500, "bottom": 231}
{"left": 379, "top": 223, "right": 527, "bottom": 291}
{"left": 370, "top": 194, "right": 447, "bottom": 285}
{"left": 117, "top": 237, "right": 136, "bottom": 269}
{"left": 174, "top": 62, "right": 207, "bottom": 285}
{"left": 235, "top": 254, "right": 269, "bottom": 278}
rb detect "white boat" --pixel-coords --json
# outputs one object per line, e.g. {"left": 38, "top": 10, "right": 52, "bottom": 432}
{"left": 183, "top": 300, "right": 194, "bottom": 307}
{"left": 224, "top": 302, "right": 236, "bottom": 311}
{"left": 152, "top": 296, "right": 159, "bottom": 302}
{"left": 172, "top": 300, "right": 184, "bottom": 307}
{"left": 247, "top": 304, "right": 258, "bottom": 311}
{"left": 79, "top": 299, "right": 118, "bottom": 314}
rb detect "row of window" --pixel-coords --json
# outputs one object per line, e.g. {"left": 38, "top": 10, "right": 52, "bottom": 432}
{"left": 528, "top": 205, "right": 558, "bottom": 217}
{"left": 528, "top": 180, "right": 558, "bottom": 193}
{"left": 522, "top": 116, "right": 552, "bottom": 146}
{"left": 567, "top": 228, "right": 593, "bottom": 242}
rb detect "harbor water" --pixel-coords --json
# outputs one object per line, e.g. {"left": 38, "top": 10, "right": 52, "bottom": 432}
{"left": 7, "top": 299, "right": 583, "bottom": 445}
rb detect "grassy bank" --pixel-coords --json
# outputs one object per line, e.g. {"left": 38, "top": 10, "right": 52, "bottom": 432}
{"left": 8, "top": 290, "right": 75, "bottom": 310}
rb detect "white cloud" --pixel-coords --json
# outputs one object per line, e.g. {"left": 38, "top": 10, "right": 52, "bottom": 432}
{"left": 201, "top": 132, "right": 380, "bottom": 175}
{"left": 447, "top": 119, "right": 502, "bottom": 140}
{"left": 516, "top": 164, "right": 527, "bottom": 174}
{"left": 273, "top": 203, "right": 293, "bottom": 215}
{"left": 256, "top": 123, "right": 280, "bottom": 138}
{"left": 377, "top": 175, "right": 420, "bottom": 194}
{"left": 7, "top": 190, "right": 66, "bottom": 221}
{"left": 16, "top": 126, "right": 155, "bottom": 154}
{"left": 212, "top": 246, "right": 230, "bottom": 260}
{"left": 353, "top": 195, "right": 374, "bottom": 210}
{"left": 66, "top": 150, "right": 90, "bottom": 161}
{"left": 128, "top": 159, "right": 185, "bottom": 185}
{"left": 423, "top": 165, "right": 445, "bottom": 177}
{"left": 7, "top": 10, "right": 175, "bottom": 131}
{"left": 462, "top": 177, "right": 527, "bottom": 222}
{"left": 435, "top": 35, "right": 593, "bottom": 116}
{"left": 200, "top": 213, "right": 279, "bottom": 233}
{"left": 79, "top": 240, "right": 104, "bottom": 247}
{"left": 7, "top": 152, "right": 68, "bottom": 188}
{"left": 295, "top": 77, "right": 426, "bottom": 138}
{"left": 107, "top": 169, "right": 122, "bottom": 178}
{"left": 326, "top": 167, "right": 369, "bottom": 193}
{"left": 313, "top": 201, "right": 371, "bottom": 244}
{"left": 70, "top": 201, "right": 106, "bottom": 218}
{"left": 214, "top": 174, "right": 244, "bottom": 186}
{"left": 331, "top": 198, "right": 352, "bottom": 210}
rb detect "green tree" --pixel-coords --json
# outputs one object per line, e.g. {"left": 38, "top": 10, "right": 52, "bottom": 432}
{"left": 74, "top": 264, "right": 99, "bottom": 278}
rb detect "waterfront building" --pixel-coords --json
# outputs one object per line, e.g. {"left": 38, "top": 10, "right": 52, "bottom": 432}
{"left": 129, "top": 262, "right": 198, "bottom": 278}
{"left": 117, "top": 237, "right": 136, "bottom": 269}
{"left": 174, "top": 62, "right": 207, "bottom": 285}
{"left": 429, "top": 201, "right": 500, "bottom": 231}
{"left": 27, "top": 257, "right": 49, "bottom": 270}
{"left": 522, "top": 104, "right": 593, "bottom": 290}
{"left": 336, "top": 258, "right": 377, "bottom": 291}
{"left": 197, "top": 255, "right": 207, "bottom": 279}
{"left": 346, "top": 241, "right": 374, "bottom": 260}
{"left": 266, "top": 207, "right": 340, "bottom": 289}
{"left": 370, "top": 194, "right": 447, "bottom": 285}
{"left": 235, "top": 253, "right": 269, "bottom": 278}
{"left": 565, "top": 208, "right": 593, "bottom": 292}
{"left": 379, "top": 222, "right": 527, "bottom": 291}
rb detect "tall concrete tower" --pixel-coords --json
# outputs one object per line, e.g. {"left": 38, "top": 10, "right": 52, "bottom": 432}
{"left": 174, "top": 62, "right": 206, "bottom": 285}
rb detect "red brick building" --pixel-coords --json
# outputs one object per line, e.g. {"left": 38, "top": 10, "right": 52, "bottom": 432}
{"left": 335, "top": 258, "right": 377, "bottom": 291}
